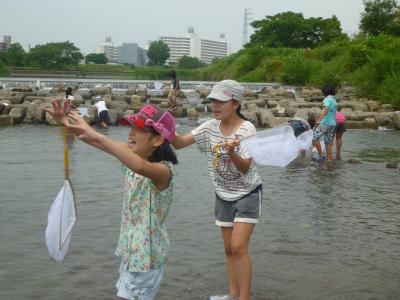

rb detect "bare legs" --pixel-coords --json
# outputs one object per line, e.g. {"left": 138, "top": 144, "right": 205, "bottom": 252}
{"left": 335, "top": 132, "right": 343, "bottom": 160}
{"left": 221, "top": 223, "right": 255, "bottom": 300}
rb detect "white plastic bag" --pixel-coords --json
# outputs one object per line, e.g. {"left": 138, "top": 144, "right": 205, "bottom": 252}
{"left": 45, "top": 179, "right": 77, "bottom": 262}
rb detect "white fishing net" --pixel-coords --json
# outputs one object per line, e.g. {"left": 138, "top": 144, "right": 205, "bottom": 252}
{"left": 45, "top": 179, "right": 77, "bottom": 262}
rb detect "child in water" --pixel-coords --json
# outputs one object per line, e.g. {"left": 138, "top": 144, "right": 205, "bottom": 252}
{"left": 44, "top": 101, "right": 177, "bottom": 300}
{"left": 312, "top": 84, "right": 337, "bottom": 162}
{"left": 172, "top": 80, "right": 262, "bottom": 300}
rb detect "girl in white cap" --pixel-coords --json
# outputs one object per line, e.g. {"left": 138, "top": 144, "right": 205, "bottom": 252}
{"left": 172, "top": 80, "right": 262, "bottom": 300}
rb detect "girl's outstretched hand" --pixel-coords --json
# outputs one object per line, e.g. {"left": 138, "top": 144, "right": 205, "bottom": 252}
{"left": 66, "top": 111, "right": 102, "bottom": 144}
{"left": 42, "top": 100, "right": 71, "bottom": 126}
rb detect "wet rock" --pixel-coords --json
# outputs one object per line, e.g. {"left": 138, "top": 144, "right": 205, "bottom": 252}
{"left": 347, "top": 119, "right": 378, "bottom": 129}
{"left": 374, "top": 112, "right": 394, "bottom": 127}
{"left": 348, "top": 158, "right": 362, "bottom": 164}
{"left": 386, "top": 161, "right": 398, "bottom": 169}
{"left": 266, "top": 99, "right": 278, "bottom": 108}
{"left": 381, "top": 104, "right": 395, "bottom": 112}
{"left": 0, "top": 115, "right": 14, "bottom": 127}
{"left": 126, "top": 86, "right": 136, "bottom": 96}
{"left": 0, "top": 100, "right": 12, "bottom": 114}
{"left": 294, "top": 108, "right": 309, "bottom": 120}
{"left": 269, "top": 117, "right": 290, "bottom": 128}
{"left": 195, "top": 85, "right": 211, "bottom": 98}
{"left": 9, "top": 107, "right": 27, "bottom": 124}
{"left": 187, "top": 108, "right": 198, "bottom": 120}
{"left": 260, "top": 109, "right": 275, "bottom": 127}
{"left": 393, "top": 111, "right": 400, "bottom": 129}
{"left": 367, "top": 101, "right": 380, "bottom": 112}
{"left": 241, "top": 111, "right": 259, "bottom": 127}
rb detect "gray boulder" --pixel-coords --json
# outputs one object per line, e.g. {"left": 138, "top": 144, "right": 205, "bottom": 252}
{"left": 393, "top": 111, "right": 400, "bottom": 129}
{"left": 9, "top": 106, "right": 27, "bottom": 124}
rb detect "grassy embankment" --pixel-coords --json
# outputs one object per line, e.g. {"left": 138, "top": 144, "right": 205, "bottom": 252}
{"left": 191, "top": 35, "right": 400, "bottom": 106}
{"left": 2, "top": 35, "right": 399, "bottom": 106}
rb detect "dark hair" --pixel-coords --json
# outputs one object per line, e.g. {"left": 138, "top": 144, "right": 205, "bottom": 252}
{"left": 307, "top": 117, "right": 316, "bottom": 128}
{"left": 65, "top": 87, "right": 73, "bottom": 96}
{"left": 146, "top": 127, "right": 178, "bottom": 164}
{"left": 321, "top": 84, "right": 336, "bottom": 97}
{"left": 236, "top": 105, "right": 248, "bottom": 121}
{"left": 170, "top": 70, "right": 177, "bottom": 79}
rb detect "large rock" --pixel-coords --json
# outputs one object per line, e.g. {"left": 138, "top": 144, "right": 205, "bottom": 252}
{"left": 130, "top": 95, "right": 143, "bottom": 106}
{"left": 90, "top": 86, "right": 111, "bottom": 95}
{"left": 347, "top": 119, "right": 377, "bottom": 129}
{"left": 381, "top": 104, "right": 395, "bottom": 112}
{"left": 195, "top": 85, "right": 211, "bottom": 98}
{"left": 0, "top": 100, "right": 12, "bottom": 114}
{"left": 367, "top": 101, "right": 380, "bottom": 112}
{"left": 266, "top": 99, "right": 278, "bottom": 108}
{"left": 393, "top": 111, "right": 400, "bottom": 129}
{"left": 0, "top": 115, "right": 14, "bottom": 127}
{"left": 269, "top": 117, "right": 290, "bottom": 128}
{"left": 187, "top": 108, "right": 198, "bottom": 120}
{"left": 246, "top": 102, "right": 260, "bottom": 113}
{"left": 260, "top": 109, "right": 276, "bottom": 127}
{"left": 241, "top": 111, "right": 259, "bottom": 127}
{"left": 126, "top": 86, "right": 136, "bottom": 96}
{"left": 294, "top": 108, "right": 309, "bottom": 120}
{"left": 0, "top": 94, "right": 25, "bottom": 104}
{"left": 8, "top": 106, "right": 27, "bottom": 124}
{"left": 339, "top": 100, "right": 368, "bottom": 112}
{"left": 107, "top": 109, "right": 122, "bottom": 125}
{"left": 244, "top": 89, "right": 258, "bottom": 98}
{"left": 285, "top": 106, "right": 299, "bottom": 117}
{"left": 136, "top": 84, "right": 147, "bottom": 97}
{"left": 374, "top": 112, "right": 394, "bottom": 127}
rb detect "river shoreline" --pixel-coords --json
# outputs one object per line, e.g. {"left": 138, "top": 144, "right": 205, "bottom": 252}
{"left": 0, "top": 80, "right": 399, "bottom": 130}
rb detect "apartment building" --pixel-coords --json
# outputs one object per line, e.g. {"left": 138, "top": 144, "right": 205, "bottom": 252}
{"left": 160, "top": 28, "right": 227, "bottom": 65}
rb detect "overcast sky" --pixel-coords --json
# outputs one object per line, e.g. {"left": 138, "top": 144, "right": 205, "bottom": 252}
{"left": 1, "top": 0, "right": 364, "bottom": 54}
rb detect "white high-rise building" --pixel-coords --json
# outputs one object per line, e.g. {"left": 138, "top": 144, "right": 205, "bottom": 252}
{"left": 94, "top": 36, "right": 118, "bottom": 63}
{"left": 160, "top": 28, "right": 227, "bottom": 65}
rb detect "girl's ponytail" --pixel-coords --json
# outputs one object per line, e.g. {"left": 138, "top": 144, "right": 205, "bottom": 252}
{"left": 236, "top": 105, "right": 248, "bottom": 121}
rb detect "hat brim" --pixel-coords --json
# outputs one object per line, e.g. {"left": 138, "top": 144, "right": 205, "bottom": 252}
{"left": 119, "top": 116, "right": 135, "bottom": 126}
{"left": 206, "top": 92, "right": 232, "bottom": 101}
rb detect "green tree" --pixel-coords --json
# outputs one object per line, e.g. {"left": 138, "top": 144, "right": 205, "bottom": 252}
{"left": 360, "top": 0, "right": 400, "bottom": 35}
{"left": 0, "top": 60, "right": 9, "bottom": 76}
{"left": 177, "top": 55, "right": 204, "bottom": 68}
{"left": 147, "top": 41, "right": 170, "bottom": 66}
{"left": 27, "top": 41, "right": 83, "bottom": 68}
{"left": 85, "top": 53, "right": 108, "bottom": 64}
{"left": 6, "top": 43, "right": 26, "bottom": 66}
{"left": 250, "top": 11, "right": 348, "bottom": 48}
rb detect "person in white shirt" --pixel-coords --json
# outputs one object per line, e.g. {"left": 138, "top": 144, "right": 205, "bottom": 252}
{"left": 94, "top": 96, "right": 109, "bottom": 128}
{"left": 172, "top": 80, "right": 262, "bottom": 300}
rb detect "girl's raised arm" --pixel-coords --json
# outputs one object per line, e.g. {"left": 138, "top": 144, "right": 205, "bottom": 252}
{"left": 67, "top": 111, "right": 171, "bottom": 190}
{"left": 172, "top": 133, "right": 195, "bottom": 149}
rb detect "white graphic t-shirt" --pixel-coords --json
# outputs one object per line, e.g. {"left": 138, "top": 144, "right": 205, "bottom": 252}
{"left": 191, "top": 119, "right": 262, "bottom": 201}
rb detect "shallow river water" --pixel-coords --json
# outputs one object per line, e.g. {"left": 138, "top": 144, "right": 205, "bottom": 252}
{"left": 1, "top": 124, "right": 399, "bottom": 300}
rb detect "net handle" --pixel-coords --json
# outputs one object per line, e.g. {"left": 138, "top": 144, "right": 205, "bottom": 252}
{"left": 62, "top": 127, "right": 69, "bottom": 179}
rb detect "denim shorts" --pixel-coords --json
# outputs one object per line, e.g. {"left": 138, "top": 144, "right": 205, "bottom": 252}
{"left": 215, "top": 185, "right": 263, "bottom": 227}
{"left": 313, "top": 125, "right": 335, "bottom": 144}
{"left": 116, "top": 262, "right": 164, "bottom": 300}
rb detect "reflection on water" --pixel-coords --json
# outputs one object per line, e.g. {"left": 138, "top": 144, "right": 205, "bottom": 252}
{"left": 0, "top": 125, "right": 399, "bottom": 300}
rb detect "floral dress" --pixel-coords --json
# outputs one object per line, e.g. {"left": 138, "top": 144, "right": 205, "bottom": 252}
{"left": 115, "top": 162, "right": 175, "bottom": 272}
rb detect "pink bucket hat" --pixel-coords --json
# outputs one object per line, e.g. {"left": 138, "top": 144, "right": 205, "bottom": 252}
{"left": 120, "top": 104, "right": 176, "bottom": 143}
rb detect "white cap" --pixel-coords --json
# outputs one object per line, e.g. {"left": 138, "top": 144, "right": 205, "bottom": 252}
{"left": 206, "top": 80, "right": 245, "bottom": 103}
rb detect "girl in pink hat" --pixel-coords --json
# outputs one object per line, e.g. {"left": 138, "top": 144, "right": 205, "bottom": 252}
{"left": 44, "top": 102, "right": 177, "bottom": 300}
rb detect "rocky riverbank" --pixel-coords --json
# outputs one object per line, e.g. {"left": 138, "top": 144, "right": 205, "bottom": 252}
{"left": 0, "top": 84, "right": 399, "bottom": 129}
